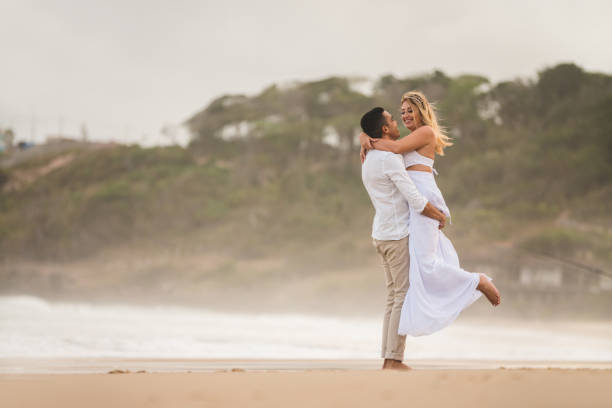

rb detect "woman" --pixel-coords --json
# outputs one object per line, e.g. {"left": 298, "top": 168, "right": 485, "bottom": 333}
{"left": 360, "top": 91, "right": 501, "bottom": 336}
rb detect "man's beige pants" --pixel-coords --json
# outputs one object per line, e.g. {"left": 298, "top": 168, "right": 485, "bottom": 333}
{"left": 372, "top": 236, "right": 410, "bottom": 361}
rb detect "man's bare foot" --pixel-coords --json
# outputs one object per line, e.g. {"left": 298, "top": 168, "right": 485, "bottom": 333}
{"left": 477, "top": 274, "right": 501, "bottom": 306}
{"left": 383, "top": 360, "right": 411, "bottom": 371}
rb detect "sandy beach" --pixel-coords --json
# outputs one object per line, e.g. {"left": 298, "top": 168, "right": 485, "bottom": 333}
{"left": 1, "top": 360, "right": 611, "bottom": 408}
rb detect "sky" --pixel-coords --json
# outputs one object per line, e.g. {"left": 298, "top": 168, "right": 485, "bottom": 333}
{"left": 1, "top": 0, "right": 611, "bottom": 147}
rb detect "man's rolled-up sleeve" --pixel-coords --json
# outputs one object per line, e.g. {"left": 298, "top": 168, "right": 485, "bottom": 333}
{"left": 383, "top": 154, "right": 428, "bottom": 213}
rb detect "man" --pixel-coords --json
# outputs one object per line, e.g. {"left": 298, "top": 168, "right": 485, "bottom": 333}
{"left": 360, "top": 107, "right": 446, "bottom": 370}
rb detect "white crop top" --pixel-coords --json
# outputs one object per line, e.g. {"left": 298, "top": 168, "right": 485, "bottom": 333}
{"left": 403, "top": 151, "right": 437, "bottom": 174}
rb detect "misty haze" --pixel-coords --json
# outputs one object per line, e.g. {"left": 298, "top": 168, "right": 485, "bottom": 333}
{"left": 0, "top": 1, "right": 611, "bottom": 406}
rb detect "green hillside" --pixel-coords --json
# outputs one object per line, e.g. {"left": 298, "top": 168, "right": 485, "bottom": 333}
{"left": 1, "top": 63, "right": 610, "bottom": 316}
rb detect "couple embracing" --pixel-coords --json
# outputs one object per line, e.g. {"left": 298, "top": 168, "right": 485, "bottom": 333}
{"left": 360, "top": 91, "right": 501, "bottom": 370}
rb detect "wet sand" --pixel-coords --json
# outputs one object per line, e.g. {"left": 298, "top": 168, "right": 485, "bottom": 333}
{"left": 2, "top": 358, "right": 612, "bottom": 374}
{"left": 0, "top": 360, "right": 611, "bottom": 408}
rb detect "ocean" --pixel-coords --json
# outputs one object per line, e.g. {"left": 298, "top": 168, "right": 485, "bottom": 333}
{"left": 1, "top": 295, "right": 611, "bottom": 363}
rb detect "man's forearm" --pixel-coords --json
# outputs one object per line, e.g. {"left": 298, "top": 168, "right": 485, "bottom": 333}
{"left": 389, "top": 172, "right": 428, "bottom": 213}
{"left": 385, "top": 154, "right": 436, "bottom": 217}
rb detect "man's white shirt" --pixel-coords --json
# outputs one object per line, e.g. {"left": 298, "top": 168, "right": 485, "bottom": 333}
{"left": 362, "top": 150, "right": 427, "bottom": 240}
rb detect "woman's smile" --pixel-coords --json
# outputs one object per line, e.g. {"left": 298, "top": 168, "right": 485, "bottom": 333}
{"left": 400, "top": 101, "right": 416, "bottom": 129}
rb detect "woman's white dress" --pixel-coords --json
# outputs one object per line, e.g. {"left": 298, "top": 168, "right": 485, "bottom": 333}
{"left": 397, "top": 151, "right": 491, "bottom": 336}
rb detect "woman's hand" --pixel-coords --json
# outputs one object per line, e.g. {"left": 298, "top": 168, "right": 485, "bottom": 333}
{"left": 360, "top": 146, "right": 367, "bottom": 163}
{"left": 359, "top": 132, "right": 376, "bottom": 151}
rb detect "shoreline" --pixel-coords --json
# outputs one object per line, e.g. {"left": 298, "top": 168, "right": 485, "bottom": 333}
{"left": 2, "top": 358, "right": 611, "bottom": 374}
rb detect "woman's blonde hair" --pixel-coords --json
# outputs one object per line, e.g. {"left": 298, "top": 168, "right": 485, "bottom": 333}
{"left": 401, "top": 91, "right": 452, "bottom": 156}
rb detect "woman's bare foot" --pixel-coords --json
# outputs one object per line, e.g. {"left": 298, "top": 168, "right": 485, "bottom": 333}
{"left": 477, "top": 274, "right": 501, "bottom": 306}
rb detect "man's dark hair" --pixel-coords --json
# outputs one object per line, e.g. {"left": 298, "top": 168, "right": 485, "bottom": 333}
{"left": 360, "top": 107, "right": 387, "bottom": 139}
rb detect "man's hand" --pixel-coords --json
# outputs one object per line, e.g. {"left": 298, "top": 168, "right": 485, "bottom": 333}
{"left": 420, "top": 202, "right": 446, "bottom": 229}
{"left": 438, "top": 215, "right": 446, "bottom": 229}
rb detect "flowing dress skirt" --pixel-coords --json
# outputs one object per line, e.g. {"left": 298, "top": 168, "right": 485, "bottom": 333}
{"left": 398, "top": 171, "right": 491, "bottom": 336}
